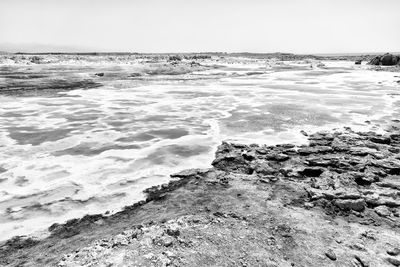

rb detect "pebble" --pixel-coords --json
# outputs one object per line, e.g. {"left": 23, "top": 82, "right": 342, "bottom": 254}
{"left": 158, "top": 236, "right": 174, "bottom": 247}
{"left": 325, "top": 249, "right": 337, "bottom": 261}
{"left": 354, "top": 255, "right": 369, "bottom": 267}
{"left": 349, "top": 243, "right": 366, "bottom": 251}
{"left": 300, "top": 130, "right": 308, "bottom": 136}
{"left": 374, "top": 206, "right": 391, "bottom": 217}
{"left": 387, "top": 257, "right": 400, "bottom": 266}
{"left": 112, "top": 234, "right": 129, "bottom": 246}
{"left": 166, "top": 223, "right": 180, "bottom": 237}
{"left": 304, "top": 202, "right": 314, "bottom": 209}
{"left": 387, "top": 247, "right": 400, "bottom": 256}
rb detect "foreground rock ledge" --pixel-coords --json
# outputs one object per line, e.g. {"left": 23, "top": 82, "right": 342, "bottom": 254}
{"left": 1, "top": 123, "right": 400, "bottom": 267}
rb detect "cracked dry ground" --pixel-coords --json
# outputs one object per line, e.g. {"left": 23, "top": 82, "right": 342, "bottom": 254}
{"left": 2, "top": 122, "right": 400, "bottom": 267}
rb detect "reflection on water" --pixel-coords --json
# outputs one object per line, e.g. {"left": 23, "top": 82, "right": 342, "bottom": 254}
{"left": 0, "top": 59, "right": 399, "bottom": 240}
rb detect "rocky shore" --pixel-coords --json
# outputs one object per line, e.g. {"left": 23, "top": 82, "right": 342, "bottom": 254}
{"left": 1, "top": 119, "right": 399, "bottom": 266}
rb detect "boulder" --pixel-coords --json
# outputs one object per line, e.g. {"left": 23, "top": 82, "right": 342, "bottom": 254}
{"left": 369, "top": 57, "right": 381, "bottom": 65}
{"left": 368, "top": 53, "right": 400, "bottom": 66}
{"left": 355, "top": 60, "right": 362, "bottom": 65}
{"left": 381, "top": 53, "right": 399, "bottom": 66}
{"left": 374, "top": 206, "right": 391, "bottom": 217}
{"left": 335, "top": 199, "right": 365, "bottom": 212}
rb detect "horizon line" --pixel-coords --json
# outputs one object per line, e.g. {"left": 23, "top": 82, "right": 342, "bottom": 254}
{"left": 1, "top": 51, "right": 399, "bottom": 56}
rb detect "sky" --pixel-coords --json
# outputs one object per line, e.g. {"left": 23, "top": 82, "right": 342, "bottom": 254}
{"left": 0, "top": 0, "right": 399, "bottom": 54}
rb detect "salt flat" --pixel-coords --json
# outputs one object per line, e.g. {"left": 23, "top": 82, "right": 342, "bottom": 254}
{"left": 0, "top": 54, "right": 399, "bottom": 242}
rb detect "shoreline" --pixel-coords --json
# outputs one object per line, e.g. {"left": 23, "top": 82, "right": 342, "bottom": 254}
{"left": 1, "top": 120, "right": 400, "bottom": 266}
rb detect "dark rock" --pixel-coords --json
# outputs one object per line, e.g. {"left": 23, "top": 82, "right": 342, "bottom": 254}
{"left": 381, "top": 54, "right": 399, "bottom": 66}
{"left": 166, "top": 225, "right": 180, "bottom": 237}
{"left": 349, "top": 148, "right": 369, "bottom": 157}
{"left": 265, "top": 153, "right": 289, "bottom": 161}
{"left": 2, "top": 236, "right": 39, "bottom": 250}
{"left": 185, "top": 54, "right": 211, "bottom": 60}
{"left": 335, "top": 199, "right": 365, "bottom": 212}
{"left": 1, "top": 78, "right": 102, "bottom": 96}
{"left": 212, "top": 143, "right": 253, "bottom": 174}
{"left": 242, "top": 151, "right": 256, "bottom": 161}
{"left": 300, "top": 130, "right": 308, "bottom": 136}
{"left": 309, "top": 139, "right": 332, "bottom": 147}
{"left": 298, "top": 147, "right": 314, "bottom": 155}
{"left": 388, "top": 147, "right": 400, "bottom": 153}
{"left": 387, "top": 248, "right": 400, "bottom": 256}
{"left": 256, "top": 148, "right": 268, "bottom": 154}
{"left": 387, "top": 257, "right": 400, "bottom": 266}
{"left": 350, "top": 243, "right": 367, "bottom": 251}
{"left": 279, "top": 144, "right": 296, "bottom": 149}
{"left": 299, "top": 167, "right": 324, "bottom": 177}
{"left": 325, "top": 249, "right": 337, "bottom": 261}
{"left": 368, "top": 53, "right": 400, "bottom": 66}
{"left": 370, "top": 136, "right": 391, "bottom": 145}
{"left": 130, "top": 73, "right": 142, "bottom": 77}
{"left": 355, "top": 60, "right": 362, "bottom": 65}
{"left": 212, "top": 153, "right": 253, "bottom": 174}
{"left": 168, "top": 55, "right": 182, "bottom": 61}
{"left": 354, "top": 173, "right": 376, "bottom": 186}
{"left": 388, "top": 168, "right": 400, "bottom": 175}
{"left": 354, "top": 255, "right": 369, "bottom": 267}
{"left": 369, "top": 57, "right": 381, "bottom": 65}
{"left": 94, "top": 73, "right": 104, "bottom": 77}
{"left": 30, "top": 56, "right": 42, "bottom": 64}
{"left": 190, "top": 61, "right": 201, "bottom": 67}
{"left": 170, "top": 168, "right": 209, "bottom": 179}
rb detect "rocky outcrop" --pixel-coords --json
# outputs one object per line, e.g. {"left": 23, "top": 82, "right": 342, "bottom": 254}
{"left": 368, "top": 53, "right": 400, "bottom": 66}
{"left": 168, "top": 55, "right": 182, "bottom": 61}
{"left": 212, "top": 126, "right": 400, "bottom": 217}
{"left": 0, "top": 78, "right": 102, "bottom": 96}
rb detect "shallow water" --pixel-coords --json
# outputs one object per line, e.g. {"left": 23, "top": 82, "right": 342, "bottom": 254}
{"left": 0, "top": 59, "right": 399, "bottom": 240}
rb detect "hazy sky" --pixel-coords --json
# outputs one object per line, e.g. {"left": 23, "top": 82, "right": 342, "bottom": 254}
{"left": 0, "top": 0, "right": 399, "bottom": 53}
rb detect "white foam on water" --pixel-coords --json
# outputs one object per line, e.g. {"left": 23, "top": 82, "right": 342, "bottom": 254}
{"left": 0, "top": 60, "right": 399, "bottom": 240}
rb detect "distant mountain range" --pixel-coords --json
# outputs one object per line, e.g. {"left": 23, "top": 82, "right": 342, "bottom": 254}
{"left": 0, "top": 43, "right": 398, "bottom": 56}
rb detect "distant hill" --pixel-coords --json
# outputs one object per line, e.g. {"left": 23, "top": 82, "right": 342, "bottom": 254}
{"left": 0, "top": 43, "right": 96, "bottom": 54}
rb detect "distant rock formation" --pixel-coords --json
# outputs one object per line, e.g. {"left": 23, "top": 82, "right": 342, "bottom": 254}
{"left": 368, "top": 53, "right": 400, "bottom": 66}
{"left": 168, "top": 55, "right": 182, "bottom": 61}
{"left": 30, "top": 56, "right": 42, "bottom": 64}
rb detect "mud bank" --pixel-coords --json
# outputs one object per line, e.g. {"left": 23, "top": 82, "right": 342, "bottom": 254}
{"left": 1, "top": 120, "right": 400, "bottom": 266}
